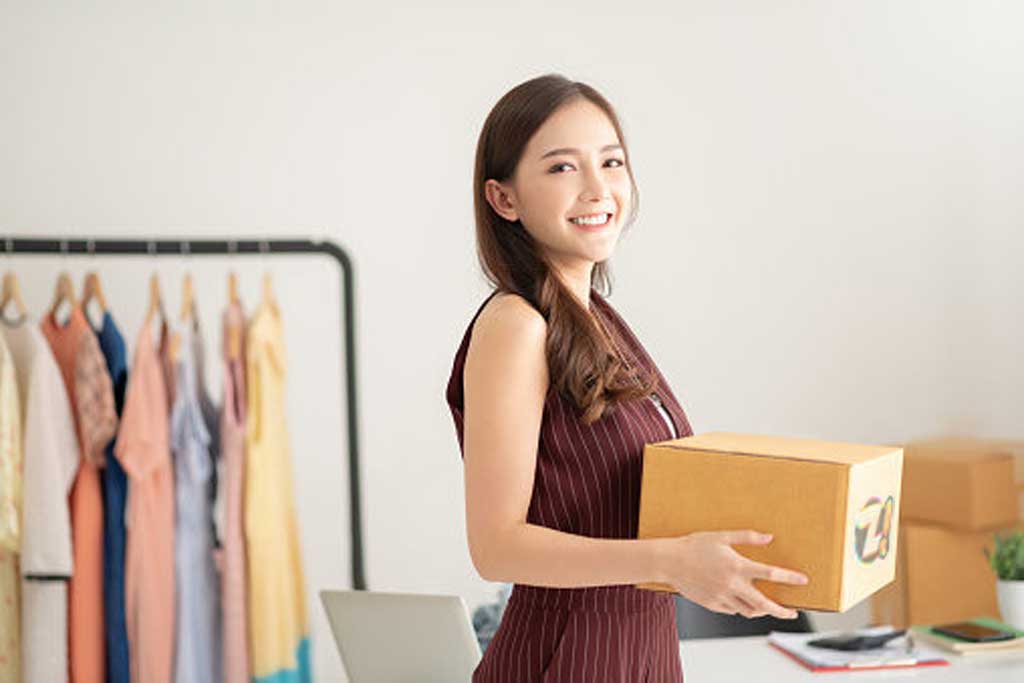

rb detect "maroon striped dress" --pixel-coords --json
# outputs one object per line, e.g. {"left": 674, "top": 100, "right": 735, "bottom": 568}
{"left": 446, "top": 288, "right": 693, "bottom": 682}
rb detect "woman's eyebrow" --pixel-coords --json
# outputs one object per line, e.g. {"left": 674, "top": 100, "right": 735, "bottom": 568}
{"left": 539, "top": 143, "right": 622, "bottom": 160}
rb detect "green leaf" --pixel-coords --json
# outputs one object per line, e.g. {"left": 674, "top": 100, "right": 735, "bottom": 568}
{"left": 988, "top": 530, "right": 1024, "bottom": 581}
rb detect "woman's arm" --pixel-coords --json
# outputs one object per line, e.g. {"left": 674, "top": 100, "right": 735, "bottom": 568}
{"left": 462, "top": 292, "right": 663, "bottom": 587}
{"left": 462, "top": 293, "right": 808, "bottom": 619}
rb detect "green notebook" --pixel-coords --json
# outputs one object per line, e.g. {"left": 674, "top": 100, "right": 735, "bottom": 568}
{"left": 911, "top": 618, "right": 1024, "bottom": 654}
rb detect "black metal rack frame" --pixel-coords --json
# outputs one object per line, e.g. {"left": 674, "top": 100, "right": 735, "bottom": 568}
{"left": 1, "top": 235, "right": 365, "bottom": 590}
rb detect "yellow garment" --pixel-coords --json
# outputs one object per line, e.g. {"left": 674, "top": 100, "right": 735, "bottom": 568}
{"left": 0, "top": 335, "right": 23, "bottom": 683}
{"left": 244, "top": 306, "right": 310, "bottom": 682}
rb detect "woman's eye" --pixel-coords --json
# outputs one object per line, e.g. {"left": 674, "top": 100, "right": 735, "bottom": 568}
{"left": 548, "top": 158, "right": 625, "bottom": 174}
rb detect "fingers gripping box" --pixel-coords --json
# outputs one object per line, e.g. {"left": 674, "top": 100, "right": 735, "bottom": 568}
{"left": 636, "top": 432, "right": 903, "bottom": 612}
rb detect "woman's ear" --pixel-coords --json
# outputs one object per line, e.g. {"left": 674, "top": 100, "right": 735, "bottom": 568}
{"left": 484, "top": 179, "right": 519, "bottom": 222}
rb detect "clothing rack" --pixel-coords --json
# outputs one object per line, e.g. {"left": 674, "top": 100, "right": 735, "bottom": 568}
{"left": 1, "top": 235, "right": 366, "bottom": 591}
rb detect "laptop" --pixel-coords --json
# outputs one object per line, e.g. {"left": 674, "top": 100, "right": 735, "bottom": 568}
{"left": 320, "top": 590, "right": 482, "bottom": 682}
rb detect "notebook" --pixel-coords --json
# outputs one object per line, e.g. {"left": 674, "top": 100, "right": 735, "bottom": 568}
{"left": 768, "top": 626, "right": 950, "bottom": 672}
{"left": 910, "top": 618, "right": 1024, "bottom": 655}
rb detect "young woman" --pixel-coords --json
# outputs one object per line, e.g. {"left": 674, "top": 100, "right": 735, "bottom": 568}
{"left": 446, "top": 74, "right": 809, "bottom": 682}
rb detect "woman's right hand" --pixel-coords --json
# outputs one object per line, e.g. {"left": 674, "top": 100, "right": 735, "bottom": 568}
{"left": 658, "top": 530, "right": 809, "bottom": 620}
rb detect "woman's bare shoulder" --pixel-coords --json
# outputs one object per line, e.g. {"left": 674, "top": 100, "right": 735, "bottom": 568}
{"left": 467, "top": 292, "right": 547, "bottom": 371}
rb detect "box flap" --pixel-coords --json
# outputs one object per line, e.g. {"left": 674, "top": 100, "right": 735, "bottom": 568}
{"left": 659, "top": 432, "right": 899, "bottom": 465}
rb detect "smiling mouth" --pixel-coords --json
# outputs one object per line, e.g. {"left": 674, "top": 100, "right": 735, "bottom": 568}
{"left": 568, "top": 213, "right": 613, "bottom": 227}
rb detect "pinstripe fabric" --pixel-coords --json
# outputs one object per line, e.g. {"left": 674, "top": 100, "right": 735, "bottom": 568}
{"left": 446, "top": 290, "right": 692, "bottom": 682}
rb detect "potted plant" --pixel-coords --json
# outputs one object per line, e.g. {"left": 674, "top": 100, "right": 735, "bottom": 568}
{"left": 985, "top": 530, "right": 1024, "bottom": 629}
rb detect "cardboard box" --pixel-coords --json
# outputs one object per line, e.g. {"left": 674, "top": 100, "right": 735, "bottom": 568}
{"left": 636, "top": 432, "right": 903, "bottom": 612}
{"left": 986, "top": 439, "right": 1024, "bottom": 520}
{"left": 871, "top": 521, "right": 1024, "bottom": 628}
{"left": 901, "top": 437, "right": 1019, "bottom": 531}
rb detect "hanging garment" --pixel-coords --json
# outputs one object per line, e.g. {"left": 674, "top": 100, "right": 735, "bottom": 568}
{"left": 1, "top": 316, "right": 78, "bottom": 683}
{"left": 169, "top": 320, "right": 221, "bottom": 683}
{"left": 115, "top": 320, "right": 175, "bottom": 683}
{"left": 92, "top": 312, "right": 130, "bottom": 683}
{"left": 0, "top": 333, "right": 22, "bottom": 683}
{"left": 41, "top": 307, "right": 118, "bottom": 683}
{"left": 445, "top": 289, "right": 693, "bottom": 682}
{"left": 471, "top": 583, "right": 512, "bottom": 653}
{"left": 245, "top": 305, "right": 311, "bottom": 683}
{"left": 217, "top": 301, "right": 249, "bottom": 683}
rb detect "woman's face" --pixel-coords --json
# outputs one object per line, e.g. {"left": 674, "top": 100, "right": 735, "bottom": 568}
{"left": 486, "top": 98, "right": 632, "bottom": 279}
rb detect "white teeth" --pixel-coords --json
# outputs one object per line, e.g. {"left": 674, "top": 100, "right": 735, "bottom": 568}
{"left": 570, "top": 213, "right": 610, "bottom": 226}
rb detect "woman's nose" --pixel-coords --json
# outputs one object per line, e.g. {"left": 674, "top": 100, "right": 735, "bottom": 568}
{"left": 579, "top": 163, "right": 610, "bottom": 200}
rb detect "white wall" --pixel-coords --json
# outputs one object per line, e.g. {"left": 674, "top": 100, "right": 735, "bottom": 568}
{"left": 2, "top": 1, "right": 1022, "bottom": 680}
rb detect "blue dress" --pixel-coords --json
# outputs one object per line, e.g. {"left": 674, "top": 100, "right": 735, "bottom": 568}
{"left": 169, "top": 321, "right": 221, "bottom": 683}
{"left": 94, "top": 312, "right": 131, "bottom": 683}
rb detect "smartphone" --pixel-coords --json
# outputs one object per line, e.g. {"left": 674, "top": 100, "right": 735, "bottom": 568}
{"left": 807, "top": 630, "right": 905, "bottom": 651}
{"left": 931, "top": 621, "right": 1016, "bottom": 643}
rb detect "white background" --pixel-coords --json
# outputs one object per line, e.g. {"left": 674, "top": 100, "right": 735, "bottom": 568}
{"left": 2, "top": 1, "right": 1022, "bottom": 680}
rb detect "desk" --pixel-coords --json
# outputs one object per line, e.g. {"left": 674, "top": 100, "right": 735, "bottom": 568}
{"left": 678, "top": 636, "right": 1024, "bottom": 682}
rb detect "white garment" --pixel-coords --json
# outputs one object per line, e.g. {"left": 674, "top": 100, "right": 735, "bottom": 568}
{"left": 649, "top": 393, "right": 678, "bottom": 439}
{"left": 20, "top": 580, "right": 69, "bottom": 683}
{"left": 2, "top": 319, "right": 79, "bottom": 683}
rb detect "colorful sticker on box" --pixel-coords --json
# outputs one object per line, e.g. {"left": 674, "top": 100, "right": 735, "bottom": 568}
{"left": 853, "top": 495, "right": 894, "bottom": 564}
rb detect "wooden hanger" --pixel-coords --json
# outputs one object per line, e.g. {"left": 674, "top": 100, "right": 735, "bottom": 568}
{"left": 261, "top": 270, "right": 280, "bottom": 318}
{"left": 49, "top": 271, "right": 78, "bottom": 316}
{"left": 81, "top": 271, "right": 108, "bottom": 312}
{"left": 168, "top": 273, "right": 195, "bottom": 364}
{"left": 168, "top": 332, "right": 182, "bottom": 364}
{"left": 179, "top": 273, "right": 195, "bottom": 322}
{"left": 145, "top": 272, "right": 165, "bottom": 324}
{"left": 227, "top": 271, "right": 242, "bottom": 360}
{"left": 228, "top": 271, "right": 240, "bottom": 305}
{"left": 0, "top": 272, "right": 27, "bottom": 319}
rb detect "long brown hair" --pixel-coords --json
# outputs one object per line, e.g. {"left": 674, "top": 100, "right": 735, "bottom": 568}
{"left": 473, "top": 73, "right": 658, "bottom": 424}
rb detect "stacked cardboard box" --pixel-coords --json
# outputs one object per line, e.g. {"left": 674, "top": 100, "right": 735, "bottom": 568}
{"left": 998, "top": 439, "right": 1024, "bottom": 520}
{"left": 871, "top": 437, "right": 1023, "bottom": 628}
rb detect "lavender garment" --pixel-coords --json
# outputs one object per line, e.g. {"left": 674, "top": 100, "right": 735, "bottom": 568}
{"left": 446, "top": 289, "right": 693, "bottom": 682}
{"left": 169, "top": 322, "right": 221, "bottom": 683}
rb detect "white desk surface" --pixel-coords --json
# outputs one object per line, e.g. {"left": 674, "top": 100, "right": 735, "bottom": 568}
{"left": 678, "top": 635, "right": 1024, "bottom": 682}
